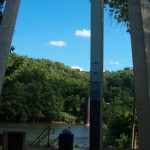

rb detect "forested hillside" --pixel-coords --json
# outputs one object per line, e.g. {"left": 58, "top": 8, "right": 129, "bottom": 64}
{"left": 0, "top": 53, "right": 135, "bottom": 147}
{"left": 0, "top": 53, "right": 90, "bottom": 123}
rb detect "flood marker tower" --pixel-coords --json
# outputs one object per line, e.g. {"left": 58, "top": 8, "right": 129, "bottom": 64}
{"left": 90, "top": 0, "right": 104, "bottom": 150}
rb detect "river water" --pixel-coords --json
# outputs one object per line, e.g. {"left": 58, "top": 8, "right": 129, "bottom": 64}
{"left": 0, "top": 123, "right": 89, "bottom": 148}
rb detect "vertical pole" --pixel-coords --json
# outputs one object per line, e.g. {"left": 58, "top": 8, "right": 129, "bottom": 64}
{"left": 90, "top": 0, "right": 104, "bottom": 150}
{"left": 128, "top": 0, "right": 150, "bottom": 149}
{"left": 0, "top": 0, "right": 20, "bottom": 95}
{"left": 85, "top": 97, "right": 90, "bottom": 126}
{"left": 48, "top": 127, "right": 50, "bottom": 146}
{"left": 131, "top": 104, "right": 136, "bottom": 149}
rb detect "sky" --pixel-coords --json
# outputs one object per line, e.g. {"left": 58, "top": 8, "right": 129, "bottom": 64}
{"left": 12, "top": 0, "right": 133, "bottom": 72}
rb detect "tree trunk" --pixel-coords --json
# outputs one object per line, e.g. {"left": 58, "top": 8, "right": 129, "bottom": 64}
{"left": 130, "top": 98, "right": 136, "bottom": 149}
{"left": 128, "top": 0, "right": 150, "bottom": 149}
{"left": 0, "top": 0, "right": 20, "bottom": 95}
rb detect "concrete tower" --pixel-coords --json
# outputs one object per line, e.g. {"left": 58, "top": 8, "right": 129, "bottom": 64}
{"left": 90, "top": 0, "right": 104, "bottom": 150}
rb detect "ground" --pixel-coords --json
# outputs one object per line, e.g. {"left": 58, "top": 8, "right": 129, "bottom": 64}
{"left": 28, "top": 148, "right": 88, "bottom": 150}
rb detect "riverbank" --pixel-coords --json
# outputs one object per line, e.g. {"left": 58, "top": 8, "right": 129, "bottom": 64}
{"left": 0, "top": 123, "right": 89, "bottom": 148}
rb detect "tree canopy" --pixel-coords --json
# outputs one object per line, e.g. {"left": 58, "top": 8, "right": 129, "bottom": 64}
{"left": 0, "top": 53, "right": 90, "bottom": 123}
{"left": 0, "top": 53, "right": 135, "bottom": 148}
{"left": 103, "top": 68, "right": 135, "bottom": 148}
{"left": 0, "top": 1, "right": 136, "bottom": 147}
{"left": 104, "top": 0, "right": 129, "bottom": 31}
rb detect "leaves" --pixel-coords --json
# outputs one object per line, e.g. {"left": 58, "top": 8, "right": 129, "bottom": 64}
{"left": 1, "top": 53, "right": 89, "bottom": 122}
{"left": 0, "top": 53, "right": 135, "bottom": 147}
{"left": 104, "top": 0, "right": 130, "bottom": 32}
{"left": 103, "top": 69, "right": 134, "bottom": 148}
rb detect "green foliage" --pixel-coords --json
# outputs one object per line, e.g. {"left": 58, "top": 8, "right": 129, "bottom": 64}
{"left": 60, "top": 112, "right": 77, "bottom": 123}
{"left": 0, "top": 54, "right": 135, "bottom": 148}
{"left": 103, "top": 68, "right": 134, "bottom": 148}
{"left": 104, "top": 0, "right": 129, "bottom": 32}
{"left": 115, "top": 133, "right": 129, "bottom": 148}
{"left": 1, "top": 53, "right": 89, "bottom": 123}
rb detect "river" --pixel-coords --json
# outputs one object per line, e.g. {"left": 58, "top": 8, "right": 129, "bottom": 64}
{"left": 0, "top": 123, "right": 89, "bottom": 148}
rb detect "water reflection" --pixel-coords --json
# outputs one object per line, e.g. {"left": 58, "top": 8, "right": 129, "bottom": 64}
{"left": 0, "top": 123, "right": 89, "bottom": 148}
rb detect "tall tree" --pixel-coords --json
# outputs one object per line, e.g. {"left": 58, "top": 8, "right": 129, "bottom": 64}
{"left": 0, "top": 0, "right": 20, "bottom": 95}
{"left": 104, "top": 0, "right": 150, "bottom": 148}
{"left": 128, "top": 0, "right": 150, "bottom": 149}
{"left": 105, "top": 0, "right": 150, "bottom": 148}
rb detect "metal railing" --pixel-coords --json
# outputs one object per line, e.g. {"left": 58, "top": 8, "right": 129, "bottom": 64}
{"left": 49, "top": 136, "right": 59, "bottom": 148}
{"left": 29, "top": 126, "right": 54, "bottom": 148}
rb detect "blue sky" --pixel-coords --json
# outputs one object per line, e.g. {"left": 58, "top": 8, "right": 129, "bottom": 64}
{"left": 12, "top": 0, "right": 133, "bottom": 72}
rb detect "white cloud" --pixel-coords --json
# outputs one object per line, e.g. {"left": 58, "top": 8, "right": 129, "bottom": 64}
{"left": 48, "top": 41, "right": 66, "bottom": 47}
{"left": 110, "top": 61, "right": 121, "bottom": 65}
{"left": 75, "top": 29, "right": 91, "bottom": 38}
{"left": 71, "top": 66, "right": 84, "bottom": 71}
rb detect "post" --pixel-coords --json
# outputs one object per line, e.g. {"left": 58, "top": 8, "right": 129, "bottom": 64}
{"left": 90, "top": 0, "right": 104, "bottom": 150}
{"left": 128, "top": 0, "right": 150, "bottom": 149}
{"left": 0, "top": 0, "right": 20, "bottom": 95}
{"left": 84, "top": 97, "right": 90, "bottom": 126}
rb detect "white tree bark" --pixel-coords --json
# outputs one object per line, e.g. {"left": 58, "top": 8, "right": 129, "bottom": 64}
{"left": 0, "top": 0, "right": 20, "bottom": 95}
{"left": 128, "top": 0, "right": 150, "bottom": 149}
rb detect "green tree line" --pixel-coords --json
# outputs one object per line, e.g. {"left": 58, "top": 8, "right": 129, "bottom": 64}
{"left": 0, "top": 53, "right": 90, "bottom": 123}
{"left": 0, "top": 54, "right": 135, "bottom": 148}
{"left": 103, "top": 68, "right": 135, "bottom": 148}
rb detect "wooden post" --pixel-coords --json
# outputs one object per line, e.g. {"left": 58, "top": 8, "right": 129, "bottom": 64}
{"left": 90, "top": 0, "right": 104, "bottom": 150}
